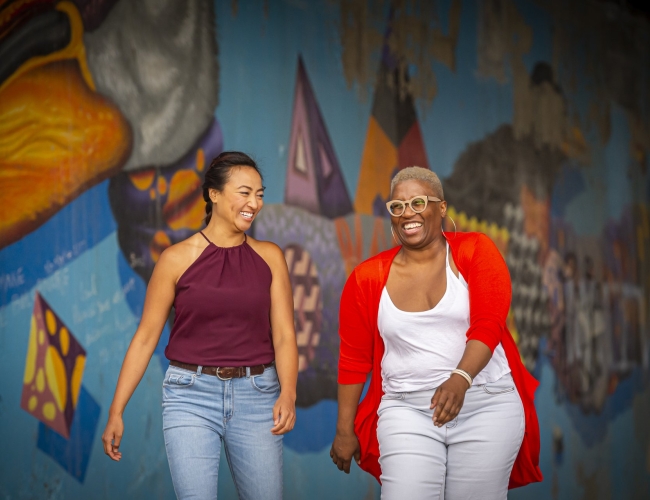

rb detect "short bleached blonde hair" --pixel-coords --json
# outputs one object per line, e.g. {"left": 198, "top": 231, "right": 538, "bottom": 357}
{"left": 390, "top": 166, "right": 444, "bottom": 199}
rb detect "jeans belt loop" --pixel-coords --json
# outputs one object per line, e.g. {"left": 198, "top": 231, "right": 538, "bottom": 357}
{"left": 246, "top": 366, "right": 251, "bottom": 378}
{"left": 196, "top": 365, "right": 203, "bottom": 376}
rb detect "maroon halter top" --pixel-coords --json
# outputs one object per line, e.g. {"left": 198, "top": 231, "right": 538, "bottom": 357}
{"left": 164, "top": 232, "right": 275, "bottom": 366}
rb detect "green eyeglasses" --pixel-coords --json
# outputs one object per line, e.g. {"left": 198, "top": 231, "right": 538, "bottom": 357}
{"left": 385, "top": 195, "right": 442, "bottom": 217}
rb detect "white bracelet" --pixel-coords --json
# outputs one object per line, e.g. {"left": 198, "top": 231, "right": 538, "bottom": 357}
{"left": 451, "top": 369, "right": 473, "bottom": 388}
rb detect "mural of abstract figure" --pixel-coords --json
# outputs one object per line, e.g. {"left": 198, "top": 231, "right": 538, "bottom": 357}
{"left": 0, "top": 0, "right": 131, "bottom": 249}
{"left": 1, "top": 0, "right": 222, "bottom": 487}
{"left": 90, "top": 0, "right": 222, "bottom": 285}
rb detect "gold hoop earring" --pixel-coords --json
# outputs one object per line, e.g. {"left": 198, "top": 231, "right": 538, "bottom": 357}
{"left": 443, "top": 215, "right": 457, "bottom": 239}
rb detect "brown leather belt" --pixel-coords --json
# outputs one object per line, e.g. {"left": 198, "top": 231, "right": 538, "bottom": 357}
{"left": 169, "top": 360, "right": 275, "bottom": 380}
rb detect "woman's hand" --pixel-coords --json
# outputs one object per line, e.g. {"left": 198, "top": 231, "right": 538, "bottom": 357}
{"left": 102, "top": 414, "right": 125, "bottom": 461}
{"left": 430, "top": 374, "right": 470, "bottom": 427}
{"left": 271, "top": 391, "right": 296, "bottom": 435}
{"left": 330, "top": 430, "right": 361, "bottom": 474}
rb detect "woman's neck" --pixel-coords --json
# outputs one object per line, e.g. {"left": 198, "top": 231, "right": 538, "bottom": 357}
{"left": 397, "top": 234, "right": 447, "bottom": 266}
{"left": 202, "top": 220, "right": 246, "bottom": 247}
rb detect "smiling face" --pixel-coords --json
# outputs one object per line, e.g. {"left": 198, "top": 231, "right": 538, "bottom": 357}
{"left": 389, "top": 179, "right": 446, "bottom": 249}
{"left": 209, "top": 166, "right": 264, "bottom": 232}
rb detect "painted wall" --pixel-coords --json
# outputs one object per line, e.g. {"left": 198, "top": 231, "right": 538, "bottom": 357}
{"left": 1, "top": 0, "right": 649, "bottom": 498}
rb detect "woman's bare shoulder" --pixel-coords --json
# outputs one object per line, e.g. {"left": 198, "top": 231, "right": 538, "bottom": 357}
{"left": 156, "top": 233, "right": 210, "bottom": 275}
{"left": 246, "top": 236, "right": 286, "bottom": 270}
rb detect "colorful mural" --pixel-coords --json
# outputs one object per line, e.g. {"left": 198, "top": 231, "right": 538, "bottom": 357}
{"left": 1, "top": 0, "right": 649, "bottom": 498}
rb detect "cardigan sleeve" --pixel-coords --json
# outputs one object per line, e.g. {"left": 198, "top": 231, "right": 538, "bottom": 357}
{"left": 338, "top": 269, "right": 374, "bottom": 384}
{"left": 465, "top": 233, "right": 512, "bottom": 352}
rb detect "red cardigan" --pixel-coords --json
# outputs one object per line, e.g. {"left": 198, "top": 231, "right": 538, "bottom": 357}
{"left": 337, "top": 232, "right": 543, "bottom": 488}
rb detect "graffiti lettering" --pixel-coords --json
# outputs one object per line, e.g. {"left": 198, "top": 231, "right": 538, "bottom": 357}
{"left": 43, "top": 240, "right": 88, "bottom": 275}
{"left": 72, "top": 303, "right": 97, "bottom": 324}
{"left": 37, "top": 269, "right": 70, "bottom": 295}
{"left": 9, "top": 292, "right": 32, "bottom": 311}
{"left": 80, "top": 274, "right": 98, "bottom": 300}
{"left": 96, "top": 300, "right": 111, "bottom": 315}
{"left": 0, "top": 267, "right": 25, "bottom": 291}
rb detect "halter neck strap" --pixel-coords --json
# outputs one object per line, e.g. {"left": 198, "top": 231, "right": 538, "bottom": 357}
{"left": 199, "top": 231, "right": 247, "bottom": 246}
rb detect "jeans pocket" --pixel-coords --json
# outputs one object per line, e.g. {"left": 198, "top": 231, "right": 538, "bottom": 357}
{"left": 163, "top": 369, "right": 195, "bottom": 388}
{"left": 250, "top": 367, "right": 280, "bottom": 394}
{"left": 482, "top": 381, "right": 515, "bottom": 395}
{"left": 381, "top": 393, "right": 405, "bottom": 401}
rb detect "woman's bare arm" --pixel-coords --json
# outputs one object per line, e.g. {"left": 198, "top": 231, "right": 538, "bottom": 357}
{"left": 261, "top": 241, "right": 298, "bottom": 435}
{"left": 330, "top": 383, "right": 364, "bottom": 473}
{"left": 101, "top": 248, "right": 179, "bottom": 460}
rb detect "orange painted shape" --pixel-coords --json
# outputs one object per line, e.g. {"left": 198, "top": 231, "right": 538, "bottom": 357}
{"left": 334, "top": 215, "right": 364, "bottom": 278}
{"left": 196, "top": 148, "right": 205, "bottom": 172}
{"left": 158, "top": 176, "right": 168, "bottom": 196}
{"left": 369, "top": 217, "right": 391, "bottom": 258}
{"left": 164, "top": 170, "right": 205, "bottom": 231}
{"left": 129, "top": 170, "right": 155, "bottom": 191}
{"left": 150, "top": 230, "right": 172, "bottom": 263}
{"left": 354, "top": 117, "right": 398, "bottom": 215}
{"left": 0, "top": 60, "right": 132, "bottom": 249}
{"left": 71, "top": 354, "right": 86, "bottom": 408}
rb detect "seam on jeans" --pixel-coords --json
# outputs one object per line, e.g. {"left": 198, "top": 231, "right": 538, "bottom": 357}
{"left": 515, "top": 386, "right": 525, "bottom": 450}
{"left": 436, "top": 465, "right": 446, "bottom": 498}
{"left": 505, "top": 385, "right": 527, "bottom": 480}
{"left": 223, "top": 442, "right": 244, "bottom": 500}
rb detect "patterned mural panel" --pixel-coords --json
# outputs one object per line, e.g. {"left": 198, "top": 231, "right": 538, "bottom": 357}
{"left": 21, "top": 292, "right": 87, "bottom": 439}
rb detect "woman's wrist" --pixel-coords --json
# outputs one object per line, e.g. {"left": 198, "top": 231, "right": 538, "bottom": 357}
{"left": 279, "top": 388, "right": 296, "bottom": 401}
{"left": 336, "top": 421, "right": 356, "bottom": 436}
{"left": 450, "top": 368, "right": 473, "bottom": 388}
{"left": 108, "top": 405, "right": 124, "bottom": 418}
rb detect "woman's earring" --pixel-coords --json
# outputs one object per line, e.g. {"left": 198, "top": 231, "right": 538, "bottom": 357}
{"left": 446, "top": 215, "right": 457, "bottom": 238}
{"left": 390, "top": 225, "right": 399, "bottom": 244}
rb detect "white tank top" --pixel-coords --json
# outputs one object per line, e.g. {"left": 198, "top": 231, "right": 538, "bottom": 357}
{"left": 378, "top": 243, "right": 510, "bottom": 394}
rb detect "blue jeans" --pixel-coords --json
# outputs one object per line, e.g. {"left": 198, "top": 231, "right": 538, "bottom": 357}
{"left": 162, "top": 364, "right": 283, "bottom": 499}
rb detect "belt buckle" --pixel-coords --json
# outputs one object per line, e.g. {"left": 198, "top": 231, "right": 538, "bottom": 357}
{"left": 216, "top": 367, "right": 233, "bottom": 381}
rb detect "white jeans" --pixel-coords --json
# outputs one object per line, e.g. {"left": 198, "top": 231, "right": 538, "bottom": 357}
{"left": 377, "top": 373, "right": 525, "bottom": 500}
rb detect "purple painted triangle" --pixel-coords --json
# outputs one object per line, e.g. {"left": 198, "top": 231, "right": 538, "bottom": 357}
{"left": 284, "top": 56, "right": 353, "bottom": 218}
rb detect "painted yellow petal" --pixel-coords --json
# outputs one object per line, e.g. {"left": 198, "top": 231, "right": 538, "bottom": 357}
{"left": 60, "top": 327, "right": 70, "bottom": 356}
{"left": 23, "top": 316, "right": 38, "bottom": 384}
{"left": 71, "top": 354, "right": 86, "bottom": 408}
{"left": 45, "top": 346, "right": 68, "bottom": 412}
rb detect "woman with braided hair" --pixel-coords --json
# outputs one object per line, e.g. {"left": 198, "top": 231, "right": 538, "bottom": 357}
{"left": 102, "top": 151, "right": 298, "bottom": 499}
